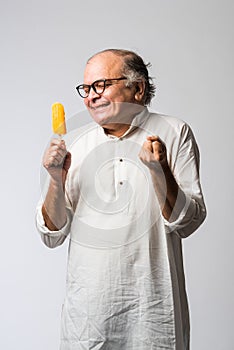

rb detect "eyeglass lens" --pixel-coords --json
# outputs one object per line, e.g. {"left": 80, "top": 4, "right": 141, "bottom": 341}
{"left": 78, "top": 80, "right": 105, "bottom": 98}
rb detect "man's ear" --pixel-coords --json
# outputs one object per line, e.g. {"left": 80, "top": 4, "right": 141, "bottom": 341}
{"left": 134, "top": 81, "right": 145, "bottom": 103}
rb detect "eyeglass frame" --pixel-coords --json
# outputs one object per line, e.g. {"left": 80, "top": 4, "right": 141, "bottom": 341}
{"left": 76, "top": 77, "right": 128, "bottom": 98}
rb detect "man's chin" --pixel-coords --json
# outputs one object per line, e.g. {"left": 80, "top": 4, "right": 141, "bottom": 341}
{"left": 89, "top": 111, "right": 113, "bottom": 126}
{"left": 88, "top": 105, "right": 110, "bottom": 122}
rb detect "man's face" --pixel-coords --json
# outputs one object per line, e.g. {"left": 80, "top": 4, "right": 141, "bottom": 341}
{"left": 83, "top": 52, "right": 144, "bottom": 128}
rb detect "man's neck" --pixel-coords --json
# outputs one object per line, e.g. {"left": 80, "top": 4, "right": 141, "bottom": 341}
{"left": 101, "top": 105, "right": 146, "bottom": 137}
{"left": 103, "top": 123, "right": 130, "bottom": 137}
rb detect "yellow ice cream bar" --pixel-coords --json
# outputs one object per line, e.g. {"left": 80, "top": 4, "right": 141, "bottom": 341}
{"left": 52, "top": 102, "right": 67, "bottom": 135}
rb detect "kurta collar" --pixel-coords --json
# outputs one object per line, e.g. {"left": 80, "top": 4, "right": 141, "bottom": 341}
{"left": 99, "top": 107, "right": 149, "bottom": 139}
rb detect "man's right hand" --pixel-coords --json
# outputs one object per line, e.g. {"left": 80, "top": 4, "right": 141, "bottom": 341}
{"left": 43, "top": 139, "right": 71, "bottom": 186}
{"left": 42, "top": 139, "right": 71, "bottom": 230}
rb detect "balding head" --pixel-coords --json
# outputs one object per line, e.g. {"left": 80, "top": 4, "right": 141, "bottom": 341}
{"left": 87, "top": 49, "right": 156, "bottom": 106}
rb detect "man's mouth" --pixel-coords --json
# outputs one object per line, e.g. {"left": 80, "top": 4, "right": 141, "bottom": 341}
{"left": 89, "top": 103, "right": 110, "bottom": 111}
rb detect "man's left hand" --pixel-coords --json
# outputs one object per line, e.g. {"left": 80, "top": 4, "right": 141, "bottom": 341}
{"left": 139, "top": 135, "right": 168, "bottom": 170}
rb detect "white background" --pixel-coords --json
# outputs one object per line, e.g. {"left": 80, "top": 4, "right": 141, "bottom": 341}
{"left": 1, "top": 0, "right": 233, "bottom": 349}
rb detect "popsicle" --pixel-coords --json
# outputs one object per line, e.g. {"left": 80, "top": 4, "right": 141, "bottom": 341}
{"left": 52, "top": 102, "right": 67, "bottom": 136}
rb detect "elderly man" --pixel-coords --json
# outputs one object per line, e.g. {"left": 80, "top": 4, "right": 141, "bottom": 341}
{"left": 36, "top": 49, "right": 206, "bottom": 350}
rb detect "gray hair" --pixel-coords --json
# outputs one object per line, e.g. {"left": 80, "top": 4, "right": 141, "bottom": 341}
{"left": 88, "top": 49, "right": 156, "bottom": 106}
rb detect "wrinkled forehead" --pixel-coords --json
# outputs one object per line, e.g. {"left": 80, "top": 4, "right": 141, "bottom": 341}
{"left": 84, "top": 52, "right": 124, "bottom": 83}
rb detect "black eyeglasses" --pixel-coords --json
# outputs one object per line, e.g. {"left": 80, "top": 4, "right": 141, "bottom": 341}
{"left": 76, "top": 77, "right": 127, "bottom": 98}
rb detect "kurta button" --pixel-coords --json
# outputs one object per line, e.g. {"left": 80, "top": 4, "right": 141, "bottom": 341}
{"left": 119, "top": 158, "right": 123, "bottom": 162}
{"left": 119, "top": 181, "right": 123, "bottom": 185}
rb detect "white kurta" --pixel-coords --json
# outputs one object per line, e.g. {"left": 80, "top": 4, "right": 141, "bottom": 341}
{"left": 36, "top": 108, "right": 206, "bottom": 350}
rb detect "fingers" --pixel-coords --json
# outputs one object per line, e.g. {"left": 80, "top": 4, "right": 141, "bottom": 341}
{"left": 152, "top": 141, "right": 165, "bottom": 157}
{"left": 43, "top": 139, "right": 68, "bottom": 169}
{"left": 147, "top": 135, "right": 164, "bottom": 150}
{"left": 143, "top": 139, "right": 153, "bottom": 152}
{"left": 139, "top": 135, "right": 167, "bottom": 167}
{"left": 148, "top": 136, "right": 165, "bottom": 154}
{"left": 147, "top": 135, "right": 161, "bottom": 142}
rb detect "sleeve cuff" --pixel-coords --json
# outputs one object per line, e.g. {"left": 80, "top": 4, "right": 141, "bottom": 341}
{"left": 163, "top": 194, "right": 197, "bottom": 234}
{"left": 35, "top": 204, "right": 72, "bottom": 237}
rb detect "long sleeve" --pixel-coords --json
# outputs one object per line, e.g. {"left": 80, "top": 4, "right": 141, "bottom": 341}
{"left": 35, "top": 192, "right": 73, "bottom": 249}
{"left": 164, "top": 123, "right": 206, "bottom": 238}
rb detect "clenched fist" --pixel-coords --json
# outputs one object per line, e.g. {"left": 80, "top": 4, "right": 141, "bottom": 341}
{"left": 139, "top": 135, "right": 168, "bottom": 170}
{"left": 43, "top": 138, "right": 71, "bottom": 185}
